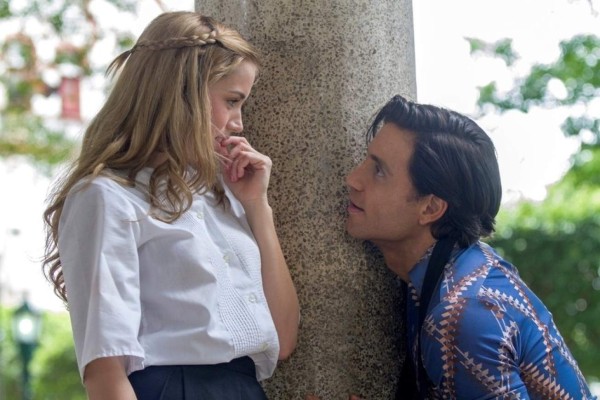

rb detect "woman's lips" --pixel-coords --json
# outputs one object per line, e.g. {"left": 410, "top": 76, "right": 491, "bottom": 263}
{"left": 214, "top": 135, "right": 231, "bottom": 158}
{"left": 215, "top": 135, "right": 226, "bottom": 144}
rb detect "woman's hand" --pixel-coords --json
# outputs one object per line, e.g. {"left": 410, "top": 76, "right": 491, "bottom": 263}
{"left": 216, "top": 135, "right": 300, "bottom": 359}
{"left": 217, "top": 135, "right": 271, "bottom": 206}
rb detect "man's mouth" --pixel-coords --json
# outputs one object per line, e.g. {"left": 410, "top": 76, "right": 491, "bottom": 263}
{"left": 347, "top": 200, "right": 364, "bottom": 213}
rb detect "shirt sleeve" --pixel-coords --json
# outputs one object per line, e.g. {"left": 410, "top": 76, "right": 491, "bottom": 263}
{"left": 421, "top": 297, "right": 530, "bottom": 399}
{"left": 58, "top": 179, "right": 145, "bottom": 380}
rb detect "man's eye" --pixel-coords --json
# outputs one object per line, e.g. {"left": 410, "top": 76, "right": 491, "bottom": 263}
{"left": 375, "top": 163, "right": 384, "bottom": 177}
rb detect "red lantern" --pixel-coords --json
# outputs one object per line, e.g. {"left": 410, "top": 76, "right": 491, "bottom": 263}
{"left": 59, "top": 76, "right": 80, "bottom": 120}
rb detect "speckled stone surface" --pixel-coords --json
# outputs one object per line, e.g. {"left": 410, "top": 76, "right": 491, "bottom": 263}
{"left": 196, "top": 1, "right": 416, "bottom": 398}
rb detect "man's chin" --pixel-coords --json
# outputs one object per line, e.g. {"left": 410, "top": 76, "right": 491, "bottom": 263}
{"left": 345, "top": 221, "right": 366, "bottom": 240}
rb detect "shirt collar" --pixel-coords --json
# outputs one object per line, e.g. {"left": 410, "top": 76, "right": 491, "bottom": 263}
{"left": 408, "top": 242, "right": 436, "bottom": 297}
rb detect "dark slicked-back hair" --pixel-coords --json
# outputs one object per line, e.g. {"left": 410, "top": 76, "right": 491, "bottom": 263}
{"left": 367, "top": 95, "right": 502, "bottom": 247}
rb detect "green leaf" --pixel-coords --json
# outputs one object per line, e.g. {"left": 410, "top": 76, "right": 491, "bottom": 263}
{"left": 466, "top": 37, "right": 487, "bottom": 54}
{"left": 0, "top": 0, "right": 11, "bottom": 18}
{"left": 465, "top": 37, "right": 519, "bottom": 66}
{"left": 493, "top": 38, "right": 518, "bottom": 66}
{"left": 474, "top": 34, "right": 600, "bottom": 147}
{"left": 0, "top": 112, "right": 77, "bottom": 171}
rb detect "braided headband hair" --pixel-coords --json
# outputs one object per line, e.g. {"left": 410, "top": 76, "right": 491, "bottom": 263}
{"left": 106, "top": 28, "right": 220, "bottom": 76}
{"left": 129, "top": 30, "right": 218, "bottom": 54}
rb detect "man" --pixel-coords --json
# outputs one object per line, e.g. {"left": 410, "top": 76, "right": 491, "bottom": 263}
{"left": 345, "top": 95, "right": 595, "bottom": 399}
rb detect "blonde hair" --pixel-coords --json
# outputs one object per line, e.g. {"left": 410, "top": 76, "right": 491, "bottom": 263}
{"left": 43, "top": 12, "right": 261, "bottom": 302}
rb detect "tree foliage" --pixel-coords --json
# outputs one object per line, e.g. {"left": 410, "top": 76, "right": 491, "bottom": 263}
{"left": 490, "top": 149, "right": 600, "bottom": 379}
{"left": 0, "top": 113, "right": 78, "bottom": 171}
{"left": 473, "top": 28, "right": 600, "bottom": 380}
{"left": 0, "top": 1, "right": 170, "bottom": 396}
{"left": 1, "top": 306, "right": 86, "bottom": 399}
{"left": 469, "top": 34, "right": 600, "bottom": 144}
{"left": 0, "top": 0, "right": 152, "bottom": 170}
{"left": 32, "top": 311, "right": 86, "bottom": 399}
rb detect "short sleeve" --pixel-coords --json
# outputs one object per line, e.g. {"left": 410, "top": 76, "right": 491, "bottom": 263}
{"left": 58, "top": 179, "right": 145, "bottom": 380}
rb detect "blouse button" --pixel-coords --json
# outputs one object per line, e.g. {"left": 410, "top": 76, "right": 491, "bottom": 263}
{"left": 248, "top": 293, "right": 257, "bottom": 303}
{"left": 223, "top": 253, "right": 231, "bottom": 264}
{"left": 196, "top": 211, "right": 204, "bottom": 220}
{"left": 260, "top": 342, "right": 269, "bottom": 351}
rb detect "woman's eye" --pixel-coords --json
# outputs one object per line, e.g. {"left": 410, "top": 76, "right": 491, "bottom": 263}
{"left": 375, "top": 163, "right": 384, "bottom": 177}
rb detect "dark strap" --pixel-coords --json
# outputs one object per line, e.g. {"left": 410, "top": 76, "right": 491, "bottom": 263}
{"left": 397, "top": 237, "right": 456, "bottom": 399}
{"left": 396, "top": 346, "right": 417, "bottom": 400}
{"left": 419, "top": 237, "right": 455, "bottom": 328}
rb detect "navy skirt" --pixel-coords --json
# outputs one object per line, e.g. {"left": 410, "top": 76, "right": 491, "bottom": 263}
{"left": 128, "top": 357, "right": 268, "bottom": 400}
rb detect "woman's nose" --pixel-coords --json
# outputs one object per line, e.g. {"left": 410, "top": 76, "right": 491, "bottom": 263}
{"left": 228, "top": 112, "right": 243, "bottom": 134}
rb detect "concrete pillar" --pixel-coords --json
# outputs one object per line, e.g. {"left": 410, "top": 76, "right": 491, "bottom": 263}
{"left": 196, "top": 1, "right": 416, "bottom": 398}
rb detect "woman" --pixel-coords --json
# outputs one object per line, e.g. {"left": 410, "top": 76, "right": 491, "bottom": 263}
{"left": 42, "top": 11, "right": 299, "bottom": 399}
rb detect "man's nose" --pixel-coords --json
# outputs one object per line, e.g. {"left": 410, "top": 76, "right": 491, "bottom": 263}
{"left": 346, "top": 165, "right": 362, "bottom": 191}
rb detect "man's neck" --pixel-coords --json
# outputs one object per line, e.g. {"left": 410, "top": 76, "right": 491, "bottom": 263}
{"left": 374, "top": 235, "right": 436, "bottom": 282}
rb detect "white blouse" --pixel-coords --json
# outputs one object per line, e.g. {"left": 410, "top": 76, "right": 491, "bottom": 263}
{"left": 58, "top": 169, "right": 279, "bottom": 381}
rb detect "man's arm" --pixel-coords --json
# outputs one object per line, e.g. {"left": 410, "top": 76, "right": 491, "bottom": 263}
{"left": 423, "top": 297, "right": 530, "bottom": 399}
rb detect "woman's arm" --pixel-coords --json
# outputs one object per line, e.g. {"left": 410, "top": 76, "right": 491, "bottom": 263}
{"left": 219, "top": 136, "right": 300, "bottom": 359}
{"left": 59, "top": 182, "right": 144, "bottom": 394}
{"left": 84, "top": 357, "right": 137, "bottom": 400}
{"left": 243, "top": 198, "right": 300, "bottom": 359}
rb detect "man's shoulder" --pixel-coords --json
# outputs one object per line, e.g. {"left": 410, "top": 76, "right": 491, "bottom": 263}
{"left": 439, "top": 242, "right": 550, "bottom": 326}
{"left": 449, "top": 242, "right": 522, "bottom": 286}
{"left": 440, "top": 242, "right": 497, "bottom": 298}
{"left": 435, "top": 242, "right": 532, "bottom": 316}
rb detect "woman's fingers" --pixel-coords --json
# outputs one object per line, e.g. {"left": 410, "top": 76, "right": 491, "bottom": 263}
{"left": 218, "top": 136, "right": 271, "bottom": 182}
{"left": 230, "top": 152, "right": 251, "bottom": 181}
{"left": 228, "top": 150, "right": 271, "bottom": 182}
{"left": 221, "top": 135, "right": 249, "bottom": 154}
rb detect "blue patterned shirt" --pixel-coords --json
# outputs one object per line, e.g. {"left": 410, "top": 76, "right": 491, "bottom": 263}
{"left": 407, "top": 241, "right": 595, "bottom": 399}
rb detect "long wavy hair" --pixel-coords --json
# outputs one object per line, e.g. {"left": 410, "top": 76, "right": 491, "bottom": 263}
{"left": 43, "top": 11, "right": 261, "bottom": 302}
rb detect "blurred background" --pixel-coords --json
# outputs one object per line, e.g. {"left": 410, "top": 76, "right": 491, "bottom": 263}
{"left": 0, "top": 0, "right": 598, "bottom": 398}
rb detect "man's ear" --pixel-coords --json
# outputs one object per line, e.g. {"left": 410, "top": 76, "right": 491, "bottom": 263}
{"left": 419, "top": 194, "right": 447, "bottom": 225}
